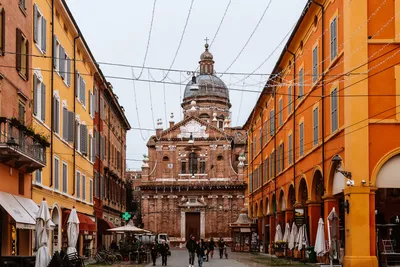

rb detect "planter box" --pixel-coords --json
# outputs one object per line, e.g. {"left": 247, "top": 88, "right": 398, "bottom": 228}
{"left": 293, "top": 249, "right": 302, "bottom": 259}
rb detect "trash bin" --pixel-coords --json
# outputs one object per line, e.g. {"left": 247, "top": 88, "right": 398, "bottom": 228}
{"left": 306, "top": 246, "right": 316, "bottom": 263}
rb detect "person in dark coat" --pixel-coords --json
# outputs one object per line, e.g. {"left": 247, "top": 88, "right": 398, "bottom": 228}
{"left": 209, "top": 238, "right": 215, "bottom": 259}
{"left": 196, "top": 239, "right": 206, "bottom": 267}
{"left": 218, "top": 238, "right": 226, "bottom": 259}
{"left": 158, "top": 240, "right": 170, "bottom": 266}
{"left": 110, "top": 239, "right": 118, "bottom": 250}
{"left": 150, "top": 242, "right": 158, "bottom": 266}
{"left": 186, "top": 235, "right": 197, "bottom": 267}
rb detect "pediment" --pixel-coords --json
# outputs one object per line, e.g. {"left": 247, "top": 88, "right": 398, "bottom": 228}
{"left": 177, "top": 120, "right": 209, "bottom": 138}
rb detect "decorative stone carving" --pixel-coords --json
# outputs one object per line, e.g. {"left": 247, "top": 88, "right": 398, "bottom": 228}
{"left": 223, "top": 144, "right": 231, "bottom": 150}
{"left": 156, "top": 145, "right": 163, "bottom": 151}
{"left": 168, "top": 145, "right": 177, "bottom": 151}
{"left": 210, "top": 144, "right": 217, "bottom": 150}
{"left": 177, "top": 120, "right": 209, "bottom": 139}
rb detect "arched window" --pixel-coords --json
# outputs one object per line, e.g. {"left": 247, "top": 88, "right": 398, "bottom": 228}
{"left": 217, "top": 155, "right": 223, "bottom": 161}
{"left": 162, "top": 156, "right": 170, "bottom": 173}
{"left": 189, "top": 152, "right": 198, "bottom": 174}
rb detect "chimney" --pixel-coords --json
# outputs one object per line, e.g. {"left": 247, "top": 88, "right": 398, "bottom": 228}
{"left": 156, "top": 118, "right": 163, "bottom": 136}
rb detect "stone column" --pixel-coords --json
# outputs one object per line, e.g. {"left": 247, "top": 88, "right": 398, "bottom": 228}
{"left": 269, "top": 215, "right": 276, "bottom": 252}
{"left": 285, "top": 209, "right": 294, "bottom": 224}
{"left": 200, "top": 210, "right": 205, "bottom": 239}
{"left": 307, "top": 201, "right": 322, "bottom": 246}
{"left": 181, "top": 211, "right": 186, "bottom": 241}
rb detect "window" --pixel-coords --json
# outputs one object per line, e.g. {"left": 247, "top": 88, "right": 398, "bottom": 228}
{"left": 33, "top": 74, "right": 46, "bottom": 122}
{"left": 18, "top": 102, "right": 25, "bottom": 124}
{"left": 0, "top": 8, "right": 5, "bottom": 55}
{"left": 264, "top": 121, "right": 268, "bottom": 143}
{"left": 252, "top": 137, "right": 256, "bottom": 156}
{"left": 189, "top": 152, "right": 198, "bottom": 174}
{"left": 89, "top": 134, "right": 95, "bottom": 162}
{"left": 54, "top": 157, "right": 59, "bottom": 191}
{"left": 35, "top": 169, "right": 42, "bottom": 184}
{"left": 94, "top": 172, "right": 99, "bottom": 197}
{"left": 264, "top": 158, "right": 269, "bottom": 181}
{"left": 100, "top": 175, "right": 105, "bottom": 199}
{"left": 249, "top": 173, "right": 253, "bottom": 193}
{"left": 77, "top": 123, "right": 88, "bottom": 155}
{"left": 276, "top": 147, "right": 280, "bottom": 173}
{"left": 33, "top": 5, "right": 46, "bottom": 53}
{"left": 76, "top": 72, "right": 86, "bottom": 106}
{"left": 19, "top": 0, "right": 26, "bottom": 10}
{"left": 53, "top": 96, "right": 60, "bottom": 134}
{"left": 76, "top": 171, "right": 81, "bottom": 199}
{"left": 280, "top": 143, "right": 284, "bottom": 172}
{"left": 299, "top": 69, "right": 304, "bottom": 100}
{"left": 100, "top": 95, "right": 105, "bottom": 119}
{"left": 313, "top": 107, "right": 319, "bottom": 146}
{"left": 259, "top": 128, "right": 263, "bottom": 148}
{"left": 270, "top": 151, "right": 275, "bottom": 178}
{"left": 62, "top": 162, "right": 67, "bottom": 194}
{"left": 200, "top": 161, "right": 206, "bottom": 173}
{"left": 270, "top": 110, "right": 275, "bottom": 136}
{"left": 288, "top": 134, "right": 293, "bottom": 165}
{"left": 16, "top": 28, "right": 29, "bottom": 78}
{"left": 218, "top": 120, "right": 223, "bottom": 129}
{"left": 82, "top": 174, "right": 86, "bottom": 201}
{"left": 181, "top": 161, "right": 186, "bottom": 174}
{"left": 89, "top": 179, "right": 93, "bottom": 203}
{"left": 331, "top": 88, "right": 338, "bottom": 132}
{"left": 89, "top": 91, "right": 95, "bottom": 118}
{"left": 269, "top": 153, "right": 273, "bottom": 178}
{"left": 288, "top": 86, "right": 292, "bottom": 114}
{"left": 279, "top": 99, "right": 283, "bottom": 127}
{"left": 299, "top": 122, "right": 304, "bottom": 157}
{"left": 313, "top": 46, "right": 318, "bottom": 83}
{"left": 53, "top": 37, "right": 71, "bottom": 85}
{"left": 330, "top": 17, "right": 338, "bottom": 60}
{"left": 18, "top": 173, "right": 24, "bottom": 195}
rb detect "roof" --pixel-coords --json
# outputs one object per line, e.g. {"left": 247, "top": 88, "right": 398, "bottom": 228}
{"left": 243, "top": 0, "right": 315, "bottom": 129}
{"left": 184, "top": 74, "right": 229, "bottom": 101}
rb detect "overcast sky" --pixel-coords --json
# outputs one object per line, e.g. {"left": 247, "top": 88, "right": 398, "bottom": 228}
{"left": 65, "top": 0, "right": 307, "bottom": 170}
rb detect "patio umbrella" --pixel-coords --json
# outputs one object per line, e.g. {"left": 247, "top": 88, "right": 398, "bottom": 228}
{"left": 314, "top": 218, "right": 326, "bottom": 257}
{"left": 296, "top": 225, "right": 308, "bottom": 251}
{"left": 35, "top": 198, "right": 51, "bottom": 267}
{"left": 327, "top": 208, "right": 339, "bottom": 260}
{"left": 107, "top": 219, "right": 150, "bottom": 233}
{"left": 274, "top": 224, "right": 283, "bottom": 242}
{"left": 283, "top": 223, "right": 290, "bottom": 242}
{"left": 67, "top": 207, "right": 80, "bottom": 254}
{"left": 288, "top": 222, "right": 298, "bottom": 250}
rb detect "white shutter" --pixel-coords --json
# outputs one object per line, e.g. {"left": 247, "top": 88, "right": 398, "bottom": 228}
{"left": 63, "top": 107, "right": 68, "bottom": 139}
{"left": 41, "top": 17, "right": 46, "bottom": 52}
{"left": 33, "top": 5, "right": 38, "bottom": 43}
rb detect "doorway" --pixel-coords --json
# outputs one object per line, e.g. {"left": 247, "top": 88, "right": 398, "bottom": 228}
{"left": 185, "top": 212, "right": 200, "bottom": 241}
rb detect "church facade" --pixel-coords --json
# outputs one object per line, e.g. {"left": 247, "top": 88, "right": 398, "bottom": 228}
{"left": 140, "top": 44, "right": 247, "bottom": 243}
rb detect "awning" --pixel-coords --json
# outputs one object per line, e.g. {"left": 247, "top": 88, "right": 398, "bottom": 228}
{"left": 240, "top": 228, "right": 251, "bottom": 233}
{"left": 0, "top": 191, "right": 35, "bottom": 229}
{"left": 63, "top": 210, "right": 96, "bottom": 234}
{"left": 14, "top": 195, "right": 55, "bottom": 228}
{"left": 98, "top": 218, "right": 115, "bottom": 235}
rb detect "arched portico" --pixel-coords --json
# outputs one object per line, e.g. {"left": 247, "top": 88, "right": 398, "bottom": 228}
{"left": 51, "top": 204, "right": 61, "bottom": 254}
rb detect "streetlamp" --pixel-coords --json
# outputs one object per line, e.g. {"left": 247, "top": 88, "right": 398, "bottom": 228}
{"left": 332, "top": 155, "right": 353, "bottom": 182}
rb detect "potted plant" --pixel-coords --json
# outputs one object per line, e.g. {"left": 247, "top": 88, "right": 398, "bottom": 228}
{"left": 274, "top": 241, "right": 286, "bottom": 257}
{"left": 25, "top": 126, "right": 35, "bottom": 137}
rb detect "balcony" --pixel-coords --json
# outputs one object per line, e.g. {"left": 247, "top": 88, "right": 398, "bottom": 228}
{"left": 0, "top": 118, "right": 48, "bottom": 172}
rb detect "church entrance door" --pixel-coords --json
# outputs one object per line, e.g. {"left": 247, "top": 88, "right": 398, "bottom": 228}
{"left": 186, "top": 212, "right": 200, "bottom": 241}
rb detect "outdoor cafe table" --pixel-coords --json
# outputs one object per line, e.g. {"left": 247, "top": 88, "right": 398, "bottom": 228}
{"left": 0, "top": 256, "right": 36, "bottom": 267}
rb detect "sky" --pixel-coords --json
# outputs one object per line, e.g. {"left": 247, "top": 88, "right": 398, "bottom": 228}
{"left": 65, "top": 0, "right": 308, "bottom": 170}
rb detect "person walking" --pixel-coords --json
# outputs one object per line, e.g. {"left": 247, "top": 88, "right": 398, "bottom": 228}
{"left": 209, "top": 238, "right": 215, "bottom": 259}
{"left": 196, "top": 239, "right": 206, "bottom": 267}
{"left": 218, "top": 238, "right": 226, "bottom": 259}
{"left": 150, "top": 242, "right": 158, "bottom": 266}
{"left": 204, "top": 240, "right": 209, "bottom": 262}
{"left": 186, "top": 235, "right": 197, "bottom": 267}
{"left": 158, "top": 240, "right": 170, "bottom": 266}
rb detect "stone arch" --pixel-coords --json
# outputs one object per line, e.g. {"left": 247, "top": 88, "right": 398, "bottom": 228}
{"left": 259, "top": 199, "right": 264, "bottom": 217}
{"left": 278, "top": 189, "right": 286, "bottom": 211}
{"left": 253, "top": 202, "right": 259, "bottom": 218}
{"left": 287, "top": 184, "right": 296, "bottom": 210}
{"left": 371, "top": 148, "right": 400, "bottom": 187}
{"left": 265, "top": 197, "right": 270, "bottom": 215}
{"left": 310, "top": 166, "right": 324, "bottom": 201}
{"left": 51, "top": 204, "right": 60, "bottom": 253}
{"left": 297, "top": 177, "right": 309, "bottom": 204}
{"left": 326, "top": 154, "right": 344, "bottom": 196}
{"left": 271, "top": 194, "right": 277, "bottom": 214}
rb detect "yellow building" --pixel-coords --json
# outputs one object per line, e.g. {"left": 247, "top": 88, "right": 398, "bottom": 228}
{"left": 31, "top": 0, "right": 98, "bottom": 257}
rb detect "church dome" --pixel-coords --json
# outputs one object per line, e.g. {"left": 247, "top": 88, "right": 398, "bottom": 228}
{"left": 200, "top": 44, "right": 213, "bottom": 60}
{"left": 183, "top": 74, "right": 229, "bottom": 100}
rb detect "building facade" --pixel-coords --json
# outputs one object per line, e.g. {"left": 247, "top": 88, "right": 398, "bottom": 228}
{"left": 93, "top": 78, "right": 130, "bottom": 249}
{"left": 126, "top": 170, "right": 143, "bottom": 227}
{"left": 244, "top": 1, "right": 400, "bottom": 267}
{"left": 0, "top": 0, "right": 49, "bottom": 256}
{"left": 140, "top": 44, "right": 247, "bottom": 244}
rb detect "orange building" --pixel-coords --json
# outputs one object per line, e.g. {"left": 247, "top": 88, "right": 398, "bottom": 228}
{"left": 244, "top": 1, "right": 400, "bottom": 267}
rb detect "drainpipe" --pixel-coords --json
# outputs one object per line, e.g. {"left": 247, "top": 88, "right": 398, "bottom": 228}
{"left": 273, "top": 87, "right": 277, "bottom": 218}
{"left": 50, "top": 0, "right": 54, "bottom": 187}
{"left": 312, "top": 0, "right": 325, "bottom": 216}
{"left": 286, "top": 47, "right": 296, "bottom": 203}
{"left": 72, "top": 34, "right": 81, "bottom": 196}
{"left": 107, "top": 94, "right": 111, "bottom": 206}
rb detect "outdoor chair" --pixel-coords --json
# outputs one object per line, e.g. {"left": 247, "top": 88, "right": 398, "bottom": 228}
{"left": 381, "top": 239, "right": 400, "bottom": 267}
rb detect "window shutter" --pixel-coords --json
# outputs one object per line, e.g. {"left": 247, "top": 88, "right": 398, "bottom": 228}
{"left": 25, "top": 40, "right": 29, "bottom": 79}
{"left": 59, "top": 46, "right": 65, "bottom": 79}
{"left": 100, "top": 96, "right": 104, "bottom": 119}
{"left": 53, "top": 36, "right": 57, "bottom": 68}
{"left": 81, "top": 125, "right": 87, "bottom": 155}
{"left": 53, "top": 97, "right": 59, "bottom": 133}
{"left": 68, "top": 111, "right": 74, "bottom": 142}
{"left": 42, "top": 17, "right": 46, "bottom": 52}
{"left": 33, "top": 76, "right": 38, "bottom": 115}
{"left": 75, "top": 72, "right": 79, "bottom": 97}
{"left": 41, "top": 83, "right": 46, "bottom": 121}
{"left": 63, "top": 107, "right": 68, "bottom": 139}
{"left": 81, "top": 79, "right": 86, "bottom": 106}
{"left": 1, "top": 8, "right": 5, "bottom": 54}
{"left": 89, "top": 135, "right": 92, "bottom": 161}
{"left": 33, "top": 5, "right": 38, "bottom": 43}
{"left": 94, "top": 88, "right": 98, "bottom": 112}
{"left": 89, "top": 92, "right": 92, "bottom": 116}
{"left": 16, "top": 28, "right": 22, "bottom": 71}
{"left": 66, "top": 57, "right": 71, "bottom": 86}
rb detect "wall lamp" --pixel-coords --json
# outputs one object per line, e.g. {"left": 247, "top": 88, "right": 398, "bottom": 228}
{"left": 332, "top": 155, "right": 355, "bottom": 187}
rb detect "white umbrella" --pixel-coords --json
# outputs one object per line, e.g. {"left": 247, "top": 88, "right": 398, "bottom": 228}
{"left": 274, "top": 224, "right": 283, "bottom": 242}
{"left": 283, "top": 223, "right": 290, "bottom": 242}
{"left": 107, "top": 219, "right": 150, "bottom": 233}
{"left": 296, "top": 225, "right": 308, "bottom": 251}
{"left": 327, "top": 208, "right": 339, "bottom": 262}
{"left": 288, "top": 222, "right": 298, "bottom": 250}
{"left": 67, "top": 207, "right": 80, "bottom": 254}
{"left": 35, "top": 199, "right": 51, "bottom": 267}
{"left": 314, "top": 218, "right": 326, "bottom": 257}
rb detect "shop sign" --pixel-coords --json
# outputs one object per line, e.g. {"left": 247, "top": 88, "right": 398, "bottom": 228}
{"left": 294, "top": 207, "right": 305, "bottom": 227}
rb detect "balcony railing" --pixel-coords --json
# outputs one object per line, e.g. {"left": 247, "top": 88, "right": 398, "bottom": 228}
{"left": 0, "top": 118, "right": 47, "bottom": 172}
